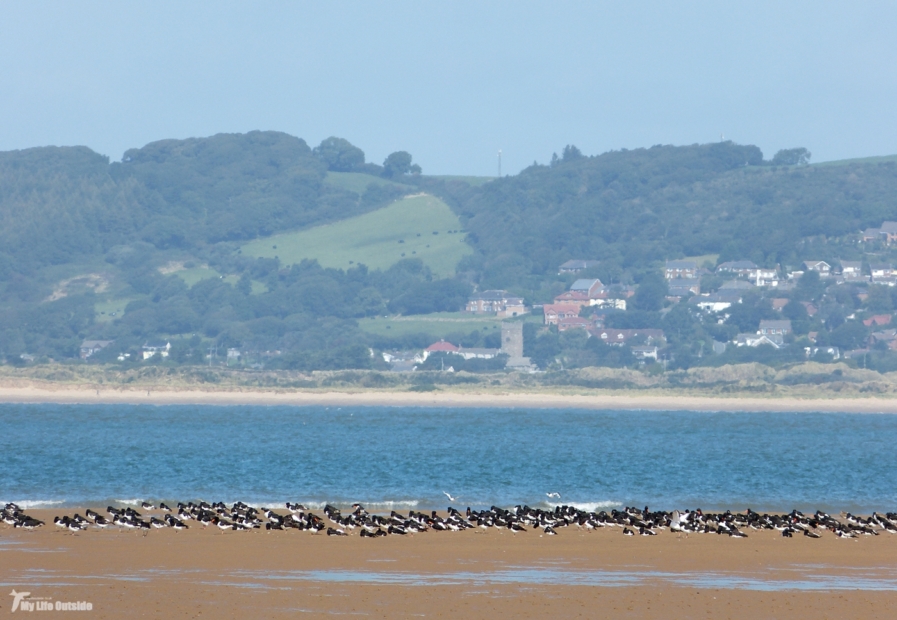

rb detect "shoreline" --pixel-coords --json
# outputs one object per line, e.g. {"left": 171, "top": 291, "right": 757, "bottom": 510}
{"left": 3, "top": 384, "right": 897, "bottom": 412}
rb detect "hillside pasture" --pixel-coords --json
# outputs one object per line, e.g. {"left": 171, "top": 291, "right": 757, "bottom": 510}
{"left": 815, "top": 154, "right": 897, "bottom": 167}
{"left": 241, "top": 194, "right": 472, "bottom": 277}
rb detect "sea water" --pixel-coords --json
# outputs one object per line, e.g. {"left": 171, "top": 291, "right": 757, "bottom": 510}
{"left": 1, "top": 404, "right": 895, "bottom": 513}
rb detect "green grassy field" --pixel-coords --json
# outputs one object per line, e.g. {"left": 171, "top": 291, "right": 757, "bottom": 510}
{"left": 176, "top": 266, "right": 225, "bottom": 286}
{"left": 814, "top": 154, "right": 897, "bottom": 167}
{"left": 172, "top": 267, "right": 266, "bottom": 293}
{"left": 94, "top": 297, "right": 135, "bottom": 322}
{"left": 324, "top": 171, "right": 412, "bottom": 194}
{"left": 359, "top": 312, "right": 504, "bottom": 339}
{"left": 241, "top": 194, "right": 473, "bottom": 277}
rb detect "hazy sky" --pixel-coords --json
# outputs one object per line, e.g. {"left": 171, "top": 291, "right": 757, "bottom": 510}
{"left": 2, "top": 1, "right": 896, "bottom": 175}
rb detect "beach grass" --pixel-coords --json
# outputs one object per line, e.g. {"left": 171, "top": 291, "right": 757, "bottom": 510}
{"left": 240, "top": 194, "right": 472, "bottom": 277}
{"left": 3, "top": 360, "right": 897, "bottom": 409}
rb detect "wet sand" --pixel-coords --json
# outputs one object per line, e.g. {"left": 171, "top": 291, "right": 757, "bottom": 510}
{"left": 2, "top": 509, "right": 896, "bottom": 618}
{"left": 2, "top": 384, "right": 897, "bottom": 412}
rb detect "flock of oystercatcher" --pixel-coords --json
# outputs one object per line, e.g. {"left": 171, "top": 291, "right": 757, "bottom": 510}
{"left": 4, "top": 502, "right": 897, "bottom": 539}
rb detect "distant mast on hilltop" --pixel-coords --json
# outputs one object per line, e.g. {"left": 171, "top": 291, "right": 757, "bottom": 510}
{"left": 497, "top": 149, "right": 502, "bottom": 178}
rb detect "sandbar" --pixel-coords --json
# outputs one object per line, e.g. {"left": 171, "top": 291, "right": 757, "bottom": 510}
{"left": 2, "top": 509, "right": 896, "bottom": 618}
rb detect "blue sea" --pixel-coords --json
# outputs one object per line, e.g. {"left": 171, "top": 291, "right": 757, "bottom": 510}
{"left": 1, "top": 404, "right": 895, "bottom": 513}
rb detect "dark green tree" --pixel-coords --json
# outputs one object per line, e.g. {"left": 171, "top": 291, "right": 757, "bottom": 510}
{"left": 865, "top": 286, "right": 893, "bottom": 313}
{"left": 562, "top": 145, "right": 583, "bottom": 162}
{"left": 782, "top": 300, "right": 809, "bottom": 321}
{"left": 794, "top": 270, "right": 826, "bottom": 301}
{"left": 771, "top": 147, "right": 811, "bottom": 166}
{"left": 830, "top": 321, "right": 868, "bottom": 350}
{"left": 313, "top": 137, "right": 365, "bottom": 172}
{"left": 382, "top": 151, "right": 414, "bottom": 178}
{"left": 631, "top": 273, "right": 668, "bottom": 311}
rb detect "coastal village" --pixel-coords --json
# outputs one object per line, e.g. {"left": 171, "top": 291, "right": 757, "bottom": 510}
{"left": 77, "top": 220, "right": 897, "bottom": 373}
{"left": 373, "top": 219, "right": 897, "bottom": 371}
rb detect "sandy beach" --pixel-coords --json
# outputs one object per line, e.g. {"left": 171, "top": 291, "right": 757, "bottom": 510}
{"left": 3, "top": 383, "right": 897, "bottom": 412}
{"left": 1, "top": 509, "right": 895, "bottom": 618}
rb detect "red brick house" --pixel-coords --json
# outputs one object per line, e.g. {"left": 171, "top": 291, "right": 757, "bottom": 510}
{"left": 543, "top": 304, "right": 581, "bottom": 326}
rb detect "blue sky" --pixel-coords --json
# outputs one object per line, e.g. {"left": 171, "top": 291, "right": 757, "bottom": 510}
{"left": 2, "top": 1, "right": 896, "bottom": 175}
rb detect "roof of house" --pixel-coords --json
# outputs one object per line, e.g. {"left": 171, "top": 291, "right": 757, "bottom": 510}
{"left": 717, "top": 260, "right": 758, "bottom": 271}
{"left": 803, "top": 260, "right": 831, "bottom": 269}
{"left": 143, "top": 339, "right": 170, "bottom": 349}
{"left": 840, "top": 260, "right": 862, "bottom": 269}
{"left": 770, "top": 298, "right": 789, "bottom": 310}
{"left": 559, "top": 259, "right": 600, "bottom": 270}
{"left": 863, "top": 314, "right": 892, "bottom": 327}
{"left": 880, "top": 221, "right": 897, "bottom": 234}
{"left": 871, "top": 328, "right": 897, "bottom": 340}
{"left": 425, "top": 340, "right": 459, "bottom": 352}
{"left": 736, "top": 333, "right": 784, "bottom": 347}
{"left": 570, "top": 278, "right": 602, "bottom": 292}
{"left": 81, "top": 340, "right": 114, "bottom": 348}
{"left": 543, "top": 303, "right": 582, "bottom": 315}
{"left": 665, "top": 260, "right": 697, "bottom": 269}
{"left": 864, "top": 227, "right": 881, "bottom": 236}
{"left": 870, "top": 264, "right": 893, "bottom": 270}
{"left": 554, "top": 291, "right": 589, "bottom": 302}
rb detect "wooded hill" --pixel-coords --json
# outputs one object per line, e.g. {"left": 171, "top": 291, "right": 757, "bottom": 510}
{"left": 440, "top": 143, "right": 897, "bottom": 294}
{"left": 1, "top": 132, "right": 896, "bottom": 369}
